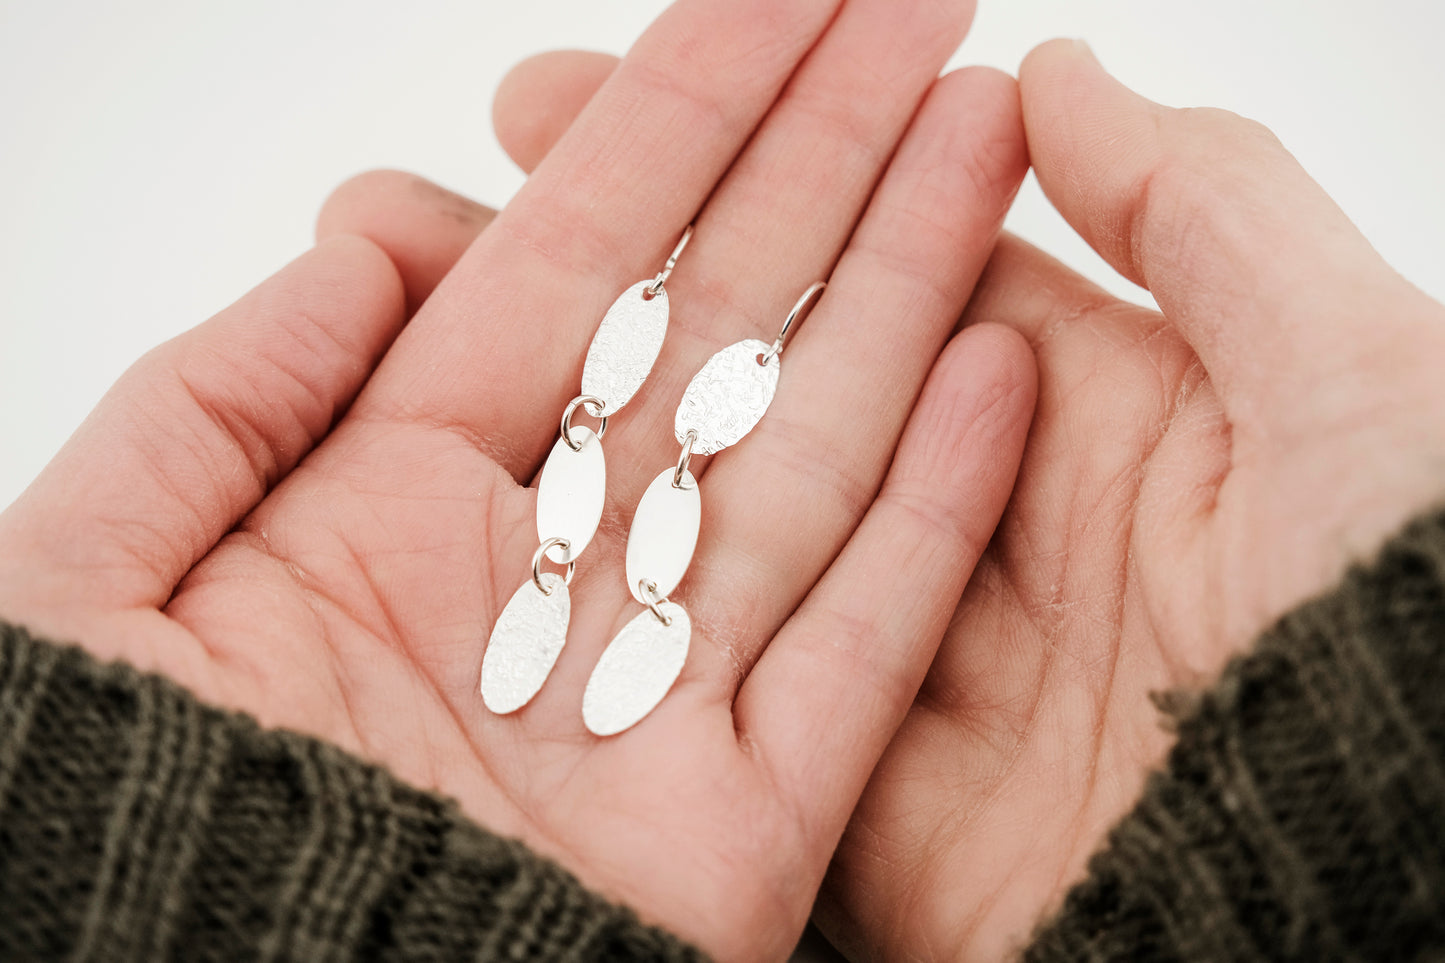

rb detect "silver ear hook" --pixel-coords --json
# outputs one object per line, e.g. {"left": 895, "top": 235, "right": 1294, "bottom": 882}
{"left": 760, "top": 280, "right": 825, "bottom": 366}
{"left": 645, "top": 224, "right": 695, "bottom": 298}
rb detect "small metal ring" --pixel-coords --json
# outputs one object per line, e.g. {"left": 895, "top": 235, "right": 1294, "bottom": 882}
{"left": 672, "top": 430, "right": 698, "bottom": 489}
{"left": 532, "top": 537, "right": 575, "bottom": 595}
{"left": 560, "top": 395, "right": 609, "bottom": 451}
{"left": 638, "top": 578, "right": 672, "bottom": 626}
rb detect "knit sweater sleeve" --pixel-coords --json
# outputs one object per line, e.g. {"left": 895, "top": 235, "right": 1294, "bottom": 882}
{"left": 5, "top": 508, "right": 1443, "bottom": 963}
{"left": 0, "top": 622, "right": 706, "bottom": 962}
{"left": 1024, "top": 507, "right": 1445, "bottom": 961}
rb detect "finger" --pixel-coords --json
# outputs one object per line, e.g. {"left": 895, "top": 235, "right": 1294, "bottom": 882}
{"left": 315, "top": 56, "right": 617, "bottom": 313}
{"left": 1019, "top": 38, "right": 1443, "bottom": 428}
{"left": 737, "top": 323, "right": 1037, "bottom": 847}
{"left": 682, "top": 67, "right": 1028, "bottom": 691}
{"left": 317, "top": 170, "right": 497, "bottom": 314}
{"left": 493, "top": 50, "right": 620, "bottom": 173}
{"left": 0, "top": 236, "right": 406, "bottom": 612}
{"left": 354, "top": 0, "right": 848, "bottom": 482}
{"left": 965, "top": 231, "right": 1166, "bottom": 345}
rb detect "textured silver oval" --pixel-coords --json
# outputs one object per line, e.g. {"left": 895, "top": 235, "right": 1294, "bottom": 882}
{"left": 480, "top": 574, "right": 569, "bottom": 714}
{"left": 582, "top": 602, "right": 691, "bottom": 736}
{"left": 536, "top": 426, "right": 605, "bottom": 564}
{"left": 626, "top": 468, "right": 700, "bottom": 603}
{"left": 581, "top": 280, "right": 670, "bottom": 416}
{"left": 674, "top": 339, "right": 779, "bottom": 455}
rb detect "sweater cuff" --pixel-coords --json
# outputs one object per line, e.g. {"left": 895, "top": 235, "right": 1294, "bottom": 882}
{"left": 0, "top": 622, "right": 706, "bottom": 962}
{"left": 1025, "top": 507, "right": 1445, "bottom": 960}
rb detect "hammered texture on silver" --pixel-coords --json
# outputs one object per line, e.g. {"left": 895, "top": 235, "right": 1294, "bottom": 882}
{"left": 582, "top": 602, "right": 691, "bottom": 736}
{"left": 674, "top": 339, "right": 779, "bottom": 454}
{"left": 580, "top": 280, "right": 670, "bottom": 416}
{"left": 480, "top": 573, "right": 569, "bottom": 714}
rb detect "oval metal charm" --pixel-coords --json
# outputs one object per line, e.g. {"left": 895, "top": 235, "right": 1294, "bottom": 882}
{"left": 536, "top": 426, "right": 605, "bottom": 564}
{"left": 626, "top": 468, "right": 701, "bottom": 603}
{"left": 581, "top": 280, "right": 670, "bottom": 416}
{"left": 582, "top": 602, "right": 691, "bottom": 736}
{"left": 480, "top": 574, "right": 569, "bottom": 714}
{"left": 674, "top": 339, "right": 779, "bottom": 455}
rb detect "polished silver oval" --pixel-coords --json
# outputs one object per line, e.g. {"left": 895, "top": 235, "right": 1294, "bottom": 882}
{"left": 626, "top": 468, "right": 700, "bottom": 603}
{"left": 582, "top": 602, "right": 690, "bottom": 736}
{"left": 580, "top": 280, "right": 670, "bottom": 416}
{"left": 674, "top": 339, "right": 779, "bottom": 455}
{"left": 536, "top": 426, "right": 605, "bottom": 564}
{"left": 480, "top": 574, "right": 569, "bottom": 714}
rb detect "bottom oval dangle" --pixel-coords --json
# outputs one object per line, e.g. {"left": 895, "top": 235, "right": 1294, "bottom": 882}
{"left": 582, "top": 602, "right": 691, "bottom": 736}
{"left": 480, "top": 573, "right": 570, "bottom": 714}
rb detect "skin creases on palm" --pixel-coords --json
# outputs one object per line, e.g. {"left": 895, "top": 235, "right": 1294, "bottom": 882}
{"left": 821, "top": 226, "right": 1445, "bottom": 960}
{"left": 816, "top": 242, "right": 1207, "bottom": 959}
{"left": 0, "top": 0, "right": 1048, "bottom": 952}
{"left": 158, "top": 417, "right": 819, "bottom": 959}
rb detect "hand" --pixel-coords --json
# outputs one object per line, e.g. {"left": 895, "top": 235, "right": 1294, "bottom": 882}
{"left": 309, "top": 37, "right": 1445, "bottom": 960}
{"left": 0, "top": 1, "right": 1039, "bottom": 959}
{"left": 813, "top": 41, "right": 1445, "bottom": 960}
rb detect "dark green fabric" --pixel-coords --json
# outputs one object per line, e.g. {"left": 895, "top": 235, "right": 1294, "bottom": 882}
{"left": 3, "top": 509, "right": 1445, "bottom": 961}
{"left": 0, "top": 622, "right": 706, "bottom": 963}
{"left": 1026, "top": 508, "right": 1445, "bottom": 961}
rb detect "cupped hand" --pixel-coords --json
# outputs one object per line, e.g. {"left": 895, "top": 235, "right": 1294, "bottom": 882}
{"left": 317, "top": 36, "right": 1445, "bottom": 961}
{"left": 812, "top": 41, "right": 1445, "bottom": 960}
{"left": 0, "top": 2, "right": 1040, "bottom": 960}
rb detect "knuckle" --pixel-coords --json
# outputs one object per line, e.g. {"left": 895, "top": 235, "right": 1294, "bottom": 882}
{"left": 1169, "top": 106, "right": 1282, "bottom": 155}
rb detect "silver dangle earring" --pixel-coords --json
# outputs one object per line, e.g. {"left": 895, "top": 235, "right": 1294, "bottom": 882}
{"left": 582, "top": 281, "right": 827, "bottom": 736}
{"left": 480, "top": 226, "right": 694, "bottom": 715}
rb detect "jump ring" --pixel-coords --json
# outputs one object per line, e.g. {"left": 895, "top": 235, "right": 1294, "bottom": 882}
{"left": 673, "top": 430, "right": 698, "bottom": 489}
{"left": 638, "top": 578, "right": 672, "bottom": 626}
{"left": 532, "top": 537, "right": 575, "bottom": 594}
{"left": 561, "top": 395, "right": 609, "bottom": 451}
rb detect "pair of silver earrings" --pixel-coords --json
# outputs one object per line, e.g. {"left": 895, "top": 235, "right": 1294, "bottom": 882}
{"left": 479, "top": 225, "right": 824, "bottom": 735}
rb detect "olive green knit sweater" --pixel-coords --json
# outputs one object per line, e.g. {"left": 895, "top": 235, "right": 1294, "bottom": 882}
{"left": 0, "top": 627, "right": 702, "bottom": 962}
{"left": 2, "top": 508, "right": 1444, "bottom": 961}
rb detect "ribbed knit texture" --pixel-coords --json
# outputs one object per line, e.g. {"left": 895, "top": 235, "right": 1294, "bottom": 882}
{"left": 1025, "top": 507, "right": 1445, "bottom": 961}
{"left": 0, "top": 623, "right": 707, "bottom": 963}
{"left": 5, "top": 509, "right": 1445, "bottom": 962}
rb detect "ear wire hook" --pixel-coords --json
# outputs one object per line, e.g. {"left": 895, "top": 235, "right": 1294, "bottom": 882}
{"left": 645, "top": 224, "right": 695, "bottom": 298}
{"left": 761, "top": 280, "right": 825, "bottom": 366}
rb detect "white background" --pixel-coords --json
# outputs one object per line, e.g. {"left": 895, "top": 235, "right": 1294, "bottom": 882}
{"left": 1, "top": 1, "right": 1441, "bottom": 956}
{"left": 2, "top": 0, "right": 1442, "bottom": 509}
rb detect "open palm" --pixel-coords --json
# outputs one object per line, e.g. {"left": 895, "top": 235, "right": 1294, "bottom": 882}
{"left": 0, "top": 1, "right": 1043, "bottom": 960}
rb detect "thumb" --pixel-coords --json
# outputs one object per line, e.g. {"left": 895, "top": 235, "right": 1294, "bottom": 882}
{"left": 1019, "top": 38, "right": 1441, "bottom": 433}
